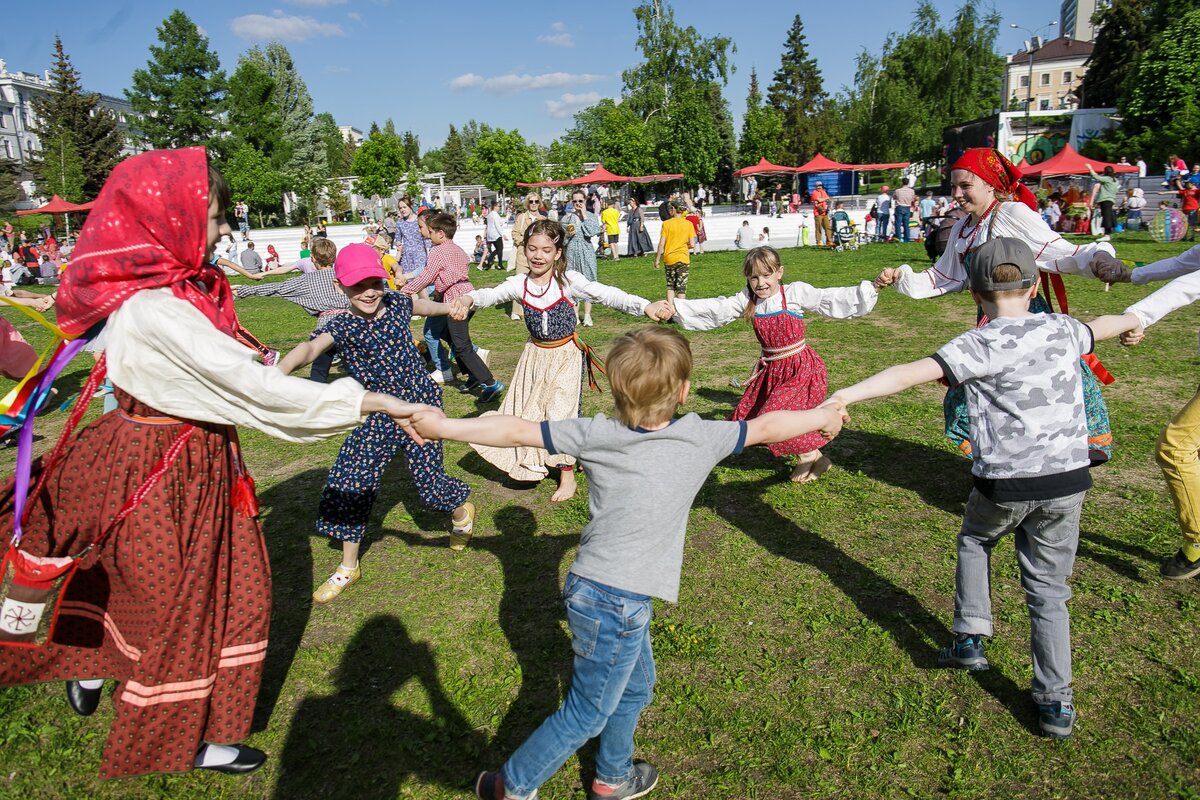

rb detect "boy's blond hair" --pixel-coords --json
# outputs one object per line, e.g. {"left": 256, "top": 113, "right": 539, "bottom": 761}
{"left": 975, "top": 264, "right": 1036, "bottom": 303}
{"left": 311, "top": 237, "right": 337, "bottom": 268}
{"left": 606, "top": 327, "right": 692, "bottom": 429}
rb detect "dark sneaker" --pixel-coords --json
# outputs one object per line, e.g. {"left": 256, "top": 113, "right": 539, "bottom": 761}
{"left": 1038, "top": 701, "right": 1076, "bottom": 739}
{"left": 589, "top": 761, "right": 659, "bottom": 799}
{"left": 475, "top": 770, "right": 507, "bottom": 799}
{"left": 1160, "top": 549, "right": 1200, "bottom": 580}
{"left": 478, "top": 380, "right": 506, "bottom": 403}
{"left": 937, "top": 634, "right": 989, "bottom": 671}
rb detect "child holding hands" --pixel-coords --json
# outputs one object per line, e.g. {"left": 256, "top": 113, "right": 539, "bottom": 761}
{"left": 411, "top": 326, "right": 845, "bottom": 800}
{"left": 826, "top": 237, "right": 1142, "bottom": 739}
{"left": 277, "top": 243, "right": 474, "bottom": 604}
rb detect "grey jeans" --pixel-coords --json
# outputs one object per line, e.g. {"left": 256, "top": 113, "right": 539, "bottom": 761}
{"left": 954, "top": 488, "right": 1086, "bottom": 705}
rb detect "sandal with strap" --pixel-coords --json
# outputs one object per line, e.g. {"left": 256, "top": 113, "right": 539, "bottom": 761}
{"left": 449, "top": 502, "right": 476, "bottom": 552}
{"left": 313, "top": 562, "right": 361, "bottom": 604}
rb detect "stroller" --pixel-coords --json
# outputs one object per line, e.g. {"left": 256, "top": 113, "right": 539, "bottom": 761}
{"left": 923, "top": 207, "right": 969, "bottom": 261}
{"left": 831, "top": 211, "right": 858, "bottom": 251}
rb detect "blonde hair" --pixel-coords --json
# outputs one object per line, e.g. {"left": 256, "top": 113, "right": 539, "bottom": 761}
{"left": 740, "top": 246, "right": 783, "bottom": 322}
{"left": 311, "top": 237, "right": 337, "bottom": 268}
{"left": 975, "top": 263, "right": 1036, "bottom": 303}
{"left": 606, "top": 327, "right": 692, "bottom": 429}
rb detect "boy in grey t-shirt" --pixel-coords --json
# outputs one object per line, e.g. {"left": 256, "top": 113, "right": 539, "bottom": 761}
{"left": 827, "top": 237, "right": 1141, "bottom": 741}
{"left": 412, "top": 326, "right": 845, "bottom": 800}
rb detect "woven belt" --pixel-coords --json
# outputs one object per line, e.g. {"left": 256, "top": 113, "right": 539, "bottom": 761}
{"left": 532, "top": 332, "right": 607, "bottom": 391}
{"left": 119, "top": 410, "right": 185, "bottom": 426}
{"left": 743, "top": 339, "right": 807, "bottom": 385}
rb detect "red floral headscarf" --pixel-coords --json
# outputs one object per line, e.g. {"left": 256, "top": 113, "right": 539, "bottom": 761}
{"left": 951, "top": 148, "right": 1038, "bottom": 212}
{"left": 56, "top": 147, "right": 238, "bottom": 338}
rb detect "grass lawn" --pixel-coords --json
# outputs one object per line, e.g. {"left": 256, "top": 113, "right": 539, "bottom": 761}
{"left": 0, "top": 233, "right": 1196, "bottom": 799}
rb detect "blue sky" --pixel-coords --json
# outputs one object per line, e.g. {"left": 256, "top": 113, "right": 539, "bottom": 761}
{"left": 1, "top": 0, "right": 1063, "bottom": 150}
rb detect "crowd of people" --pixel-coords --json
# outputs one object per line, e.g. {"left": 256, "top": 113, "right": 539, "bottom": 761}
{"left": 0, "top": 144, "right": 1198, "bottom": 800}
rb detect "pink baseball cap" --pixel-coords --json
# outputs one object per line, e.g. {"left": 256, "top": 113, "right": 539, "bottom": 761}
{"left": 335, "top": 242, "right": 389, "bottom": 285}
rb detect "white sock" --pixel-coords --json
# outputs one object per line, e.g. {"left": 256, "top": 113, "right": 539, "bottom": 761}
{"left": 195, "top": 742, "right": 240, "bottom": 767}
{"left": 78, "top": 679, "right": 104, "bottom": 690}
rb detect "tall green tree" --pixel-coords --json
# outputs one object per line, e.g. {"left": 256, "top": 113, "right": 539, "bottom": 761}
{"left": 223, "top": 143, "right": 284, "bottom": 225}
{"left": 441, "top": 125, "right": 472, "bottom": 184}
{"left": 1079, "top": 0, "right": 1151, "bottom": 108}
{"left": 127, "top": 10, "right": 226, "bottom": 151}
{"left": 467, "top": 128, "right": 541, "bottom": 194}
{"left": 564, "top": 100, "right": 657, "bottom": 177}
{"left": 706, "top": 83, "right": 737, "bottom": 192}
{"left": 652, "top": 84, "right": 722, "bottom": 185}
{"left": 400, "top": 131, "right": 420, "bottom": 166}
{"left": 315, "top": 112, "right": 350, "bottom": 177}
{"left": 546, "top": 139, "right": 585, "bottom": 181}
{"left": 0, "top": 156, "right": 25, "bottom": 211}
{"left": 738, "top": 68, "right": 785, "bottom": 167}
{"left": 767, "top": 15, "right": 827, "bottom": 164}
{"left": 241, "top": 44, "right": 328, "bottom": 204}
{"left": 351, "top": 130, "right": 405, "bottom": 199}
{"left": 36, "top": 130, "right": 87, "bottom": 202}
{"left": 226, "top": 59, "right": 286, "bottom": 163}
{"left": 32, "top": 36, "right": 124, "bottom": 198}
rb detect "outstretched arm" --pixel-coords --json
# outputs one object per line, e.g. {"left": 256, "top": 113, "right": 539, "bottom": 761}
{"left": 827, "top": 358, "right": 944, "bottom": 407}
{"left": 276, "top": 332, "right": 336, "bottom": 375}
{"left": 412, "top": 295, "right": 452, "bottom": 318}
{"left": 1086, "top": 313, "right": 1142, "bottom": 343}
{"left": 411, "top": 412, "right": 544, "bottom": 449}
{"left": 744, "top": 406, "right": 846, "bottom": 448}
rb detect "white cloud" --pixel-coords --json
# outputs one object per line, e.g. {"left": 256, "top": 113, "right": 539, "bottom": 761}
{"left": 449, "top": 71, "right": 606, "bottom": 93}
{"left": 449, "top": 73, "right": 485, "bottom": 89}
{"left": 284, "top": 0, "right": 348, "bottom": 6}
{"left": 347, "top": 11, "right": 361, "bottom": 21}
{"left": 545, "top": 91, "right": 603, "bottom": 118}
{"left": 230, "top": 11, "right": 345, "bottom": 42}
{"left": 537, "top": 21, "right": 573, "bottom": 47}
{"left": 196, "top": 25, "right": 209, "bottom": 38}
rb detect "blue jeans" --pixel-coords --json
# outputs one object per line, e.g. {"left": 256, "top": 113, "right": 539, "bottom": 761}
{"left": 954, "top": 489, "right": 1085, "bottom": 705}
{"left": 503, "top": 574, "right": 655, "bottom": 798}
{"left": 875, "top": 214, "right": 889, "bottom": 239}
{"left": 422, "top": 316, "right": 453, "bottom": 371}
{"left": 894, "top": 206, "right": 912, "bottom": 242}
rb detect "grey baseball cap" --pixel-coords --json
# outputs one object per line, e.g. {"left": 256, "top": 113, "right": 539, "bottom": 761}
{"left": 969, "top": 237, "right": 1037, "bottom": 293}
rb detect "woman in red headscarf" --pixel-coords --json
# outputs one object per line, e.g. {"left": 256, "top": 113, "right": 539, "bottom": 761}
{"left": 0, "top": 148, "right": 433, "bottom": 779}
{"left": 873, "top": 147, "right": 1118, "bottom": 461}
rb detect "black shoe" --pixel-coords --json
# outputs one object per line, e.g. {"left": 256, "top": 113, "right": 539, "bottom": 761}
{"left": 65, "top": 680, "right": 102, "bottom": 716}
{"left": 1161, "top": 549, "right": 1200, "bottom": 580}
{"left": 196, "top": 744, "right": 268, "bottom": 775}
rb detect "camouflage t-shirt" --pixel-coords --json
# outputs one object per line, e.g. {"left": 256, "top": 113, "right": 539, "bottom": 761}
{"left": 933, "top": 313, "right": 1094, "bottom": 483}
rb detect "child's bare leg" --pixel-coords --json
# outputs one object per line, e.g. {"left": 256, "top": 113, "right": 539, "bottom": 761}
{"left": 552, "top": 466, "right": 577, "bottom": 502}
{"left": 340, "top": 541, "right": 360, "bottom": 570}
{"left": 790, "top": 449, "right": 832, "bottom": 483}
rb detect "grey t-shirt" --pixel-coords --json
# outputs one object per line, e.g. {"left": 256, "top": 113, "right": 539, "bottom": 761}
{"left": 240, "top": 249, "right": 263, "bottom": 274}
{"left": 543, "top": 413, "right": 747, "bottom": 602}
{"left": 933, "top": 313, "right": 1094, "bottom": 483}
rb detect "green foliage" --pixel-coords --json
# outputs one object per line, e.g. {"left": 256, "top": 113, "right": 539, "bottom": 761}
{"left": 227, "top": 59, "right": 287, "bottom": 165}
{"left": 707, "top": 83, "right": 737, "bottom": 193}
{"left": 314, "top": 112, "right": 350, "bottom": 177}
{"left": 420, "top": 146, "right": 445, "bottom": 175}
{"left": 324, "top": 178, "right": 351, "bottom": 219}
{"left": 766, "top": 15, "right": 827, "bottom": 164}
{"left": 351, "top": 130, "right": 405, "bottom": 198}
{"left": 404, "top": 160, "right": 422, "bottom": 202}
{"left": 400, "top": 131, "right": 420, "bottom": 167}
{"left": 1079, "top": 0, "right": 1152, "bottom": 108}
{"left": 738, "top": 68, "right": 785, "bottom": 167}
{"left": 651, "top": 83, "right": 723, "bottom": 185}
{"left": 35, "top": 130, "right": 87, "bottom": 202}
{"left": 126, "top": 10, "right": 227, "bottom": 152}
{"left": 440, "top": 125, "right": 473, "bottom": 184}
{"left": 466, "top": 128, "right": 541, "bottom": 193}
{"left": 0, "top": 157, "right": 24, "bottom": 211}
{"left": 545, "top": 139, "right": 585, "bottom": 182}
{"left": 565, "top": 99, "right": 657, "bottom": 177}
{"left": 224, "top": 143, "right": 284, "bottom": 217}
{"left": 841, "top": 0, "right": 1002, "bottom": 164}
{"left": 31, "top": 36, "right": 123, "bottom": 198}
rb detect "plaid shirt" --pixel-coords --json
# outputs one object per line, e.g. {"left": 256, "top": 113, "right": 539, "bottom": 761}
{"left": 236, "top": 268, "right": 348, "bottom": 316}
{"left": 402, "top": 241, "right": 474, "bottom": 303}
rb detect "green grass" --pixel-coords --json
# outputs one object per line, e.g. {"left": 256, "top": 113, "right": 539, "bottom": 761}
{"left": 0, "top": 231, "right": 1197, "bottom": 799}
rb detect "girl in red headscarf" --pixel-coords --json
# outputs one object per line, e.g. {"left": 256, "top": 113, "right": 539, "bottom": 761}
{"left": 0, "top": 148, "right": 433, "bottom": 779}
{"left": 873, "top": 147, "right": 1118, "bottom": 461}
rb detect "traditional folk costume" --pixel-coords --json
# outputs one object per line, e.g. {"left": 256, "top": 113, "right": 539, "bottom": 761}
{"left": 0, "top": 149, "right": 371, "bottom": 778}
{"left": 315, "top": 291, "right": 470, "bottom": 544}
{"left": 892, "top": 148, "right": 1117, "bottom": 461}
{"left": 672, "top": 281, "right": 878, "bottom": 456}
{"left": 465, "top": 271, "right": 649, "bottom": 479}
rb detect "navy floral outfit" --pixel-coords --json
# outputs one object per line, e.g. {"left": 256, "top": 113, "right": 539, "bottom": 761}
{"left": 316, "top": 292, "right": 470, "bottom": 543}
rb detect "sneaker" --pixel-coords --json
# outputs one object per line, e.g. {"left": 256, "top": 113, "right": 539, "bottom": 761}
{"left": 449, "top": 502, "right": 476, "bottom": 551}
{"left": 429, "top": 369, "right": 454, "bottom": 385}
{"left": 477, "top": 348, "right": 491, "bottom": 366}
{"left": 476, "top": 770, "right": 531, "bottom": 799}
{"left": 262, "top": 349, "right": 280, "bottom": 368}
{"left": 582, "top": 316, "right": 594, "bottom": 327}
{"left": 1161, "top": 549, "right": 1200, "bottom": 580}
{"left": 478, "top": 380, "right": 505, "bottom": 403}
{"left": 589, "top": 761, "right": 659, "bottom": 799}
{"left": 313, "top": 562, "right": 361, "bottom": 604}
{"left": 937, "top": 634, "right": 989, "bottom": 671}
{"left": 1038, "top": 701, "right": 1076, "bottom": 739}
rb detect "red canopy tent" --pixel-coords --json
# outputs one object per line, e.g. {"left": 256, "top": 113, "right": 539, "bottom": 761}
{"left": 518, "top": 163, "right": 685, "bottom": 188}
{"left": 732, "top": 158, "right": 797, "bottom": 177}
{"left": 16, "top": 195, "right": 94, "bottom": 237}
{"left": 1020, "top": 145, "right": 1137, "bottom": 178}
{"left": 794, "top": 153, "right": 912, "bottom": 172}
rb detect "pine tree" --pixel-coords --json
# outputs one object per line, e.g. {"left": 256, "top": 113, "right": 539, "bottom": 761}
{"left": 738, "top": 67, "right": 784, "bottom": 167}
{"left": 0, "top": 156, "right": 26, "bottom": 211}
{"left": 767, "top": 15, "right": 827, "bottom": 164}
{"left": 127, "top": 10, "right": 227, "bottom": 151}
{"left": 314, "top": 112, "right": 348, "bottom": 177}
{"left": 32, "top": 36, "right": 124, "bottom": 198}
{"left": 442, "top": 125, "right": 471, "bottom": 184}
{"left": 37, "top": 130, "right": 87, "bottom": 202}
{"left": 400, "top": 131, "right": 420, "bottom": 167}
{"left": 226, "top": 58, "right": 286, "bottom": 164}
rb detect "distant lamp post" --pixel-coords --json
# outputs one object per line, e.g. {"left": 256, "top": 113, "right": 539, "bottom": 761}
{"left": 1010, "top": 20, "right": 1057, "bottom": 157}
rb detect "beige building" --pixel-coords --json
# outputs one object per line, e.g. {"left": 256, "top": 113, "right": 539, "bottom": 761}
{"left": 1004, "top": 37, "right": 1093, "bottom": 113}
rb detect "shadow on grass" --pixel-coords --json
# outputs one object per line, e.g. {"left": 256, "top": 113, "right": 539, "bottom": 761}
{"left": 706, "top": 469, "right": 1040, "bottom": 735}
{"left": 823, "top": 428, "right": 972, "bottom": 517}
{"left": 273, "top": 614, "right": 486, "bottom": 798}
{"left": 394, "top": 505, "right": 575, "bottom": 760}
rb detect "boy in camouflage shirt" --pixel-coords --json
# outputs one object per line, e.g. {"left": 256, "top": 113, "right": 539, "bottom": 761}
{"left": 827, "top": 236, "right": 1142, "bottom": 740}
